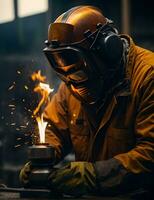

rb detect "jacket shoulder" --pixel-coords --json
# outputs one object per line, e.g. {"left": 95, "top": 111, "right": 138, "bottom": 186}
{"left": 135, "top": 46, "right": 154, "bottom": 67}
{"left": 129, "top": 45, "right": 154, "bottom": 95}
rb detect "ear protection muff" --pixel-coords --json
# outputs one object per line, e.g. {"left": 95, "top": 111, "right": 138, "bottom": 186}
{"left": 91, "top": 24, "right": 124, "bottom": 68}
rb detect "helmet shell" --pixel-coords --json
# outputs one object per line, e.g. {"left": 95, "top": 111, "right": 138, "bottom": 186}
{"left": 48, "top": 6, "right": 107, "bottom": 44}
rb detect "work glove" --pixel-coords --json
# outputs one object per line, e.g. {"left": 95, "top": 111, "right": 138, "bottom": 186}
{"left": 48, "top": 161, "right": 97, "bottom": 197}
{"left": 19, "top": 162, "right": 32, "bottom": 186}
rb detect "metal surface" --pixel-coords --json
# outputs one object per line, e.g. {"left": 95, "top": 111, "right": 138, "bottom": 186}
{"left": 0, "top": 191, "right": 134, "bottom": 200}
{"left": 26, "top": 144, "right": 55, "bottom": 189}
{"left": 28, "top": 144, "right": 55, "bottom": 160}
{"left": 0, "top": 186, "right": 143, "bottom": 200}
{"left": 0, "top": 187, "right": 61, "bottom": 199}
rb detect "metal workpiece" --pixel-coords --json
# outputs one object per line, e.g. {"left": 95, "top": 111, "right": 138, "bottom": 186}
{"left": 0, "top": 143, "right": 60, "bottom": 199}
{"left": 28, "top": 143, "right": 55, "bottom": 161}
{"left": 27, "top": 144, "right": 55, "bottom": 189}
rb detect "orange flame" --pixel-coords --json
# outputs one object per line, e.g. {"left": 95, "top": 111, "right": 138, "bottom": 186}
{"left": 33, "top": 82, "right": 54, "bottom": 116}
{"left": 32, "top": 70, "right": 54, "bottom": 116}
{"left": 31, "top": 70, "right": 46, "bottom": 82}
{"left": 31, "top": 70, "right": 54, "bottom": 143}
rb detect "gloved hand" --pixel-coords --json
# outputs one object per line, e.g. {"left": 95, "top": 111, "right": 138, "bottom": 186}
{"left": 48, "top": 161, "right": 97, "bottom": 197}
{"left": 19, "top": 162, "right": 32, "bottom": 186}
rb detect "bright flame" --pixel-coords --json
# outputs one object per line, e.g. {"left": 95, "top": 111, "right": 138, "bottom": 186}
{"left": 39, "top": 82, "right": 54, "bottom": 93}
{"left": 31, "top": 70, "right": 54, "bottom": 143}
{"left": 33, "top": 82, "right": 54, "bottom": 116}
{"left": 36, "top": 114, "right": 48, "bottom": 143}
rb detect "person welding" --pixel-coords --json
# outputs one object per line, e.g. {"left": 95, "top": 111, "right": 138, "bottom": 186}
{"left": 20, "top": 5, "right": 154, "bottom": 198}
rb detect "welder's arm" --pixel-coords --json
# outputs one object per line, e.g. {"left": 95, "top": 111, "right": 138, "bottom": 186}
{"left": 43, "top": 82, "right": 73, "bottom": 163}
{"left": 94, "top": 77, "right": 154, "bottom": 194}
{"left": 49, "top": 161, "right": 97, "bottom": 197}
{"left": 20, "top": 83, "right": 72, "bottom": 185}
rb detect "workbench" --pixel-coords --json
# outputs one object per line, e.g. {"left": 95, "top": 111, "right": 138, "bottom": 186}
{"left": 0, "top": 192, "right": 134, "bottom": 200}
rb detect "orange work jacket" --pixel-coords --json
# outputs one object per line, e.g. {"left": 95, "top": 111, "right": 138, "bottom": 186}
{"left": 44, "top": 35, "right": 154, "bottom": 176}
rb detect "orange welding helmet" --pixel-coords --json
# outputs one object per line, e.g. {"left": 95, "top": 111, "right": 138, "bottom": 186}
{"left": 43, "top": 6, "right": 125, "bottom": 104}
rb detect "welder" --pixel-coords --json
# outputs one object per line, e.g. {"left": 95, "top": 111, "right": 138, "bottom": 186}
{"left": 20, "top": 5, "right": 154, "bottom": 198}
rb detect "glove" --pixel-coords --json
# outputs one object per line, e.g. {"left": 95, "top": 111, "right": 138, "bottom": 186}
{"left": 19, "top": 162, "right": 32, "bottom": 186}
{"left": 48, "top": 161, "right": 97, "bottom": 197}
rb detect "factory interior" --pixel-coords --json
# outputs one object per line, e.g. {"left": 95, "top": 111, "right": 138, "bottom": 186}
{"left": 0, "top": 0, "right": 154, "bottom": 199}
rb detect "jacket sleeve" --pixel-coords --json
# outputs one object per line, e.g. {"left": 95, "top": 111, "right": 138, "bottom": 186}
{"left": 94, "top": 71, "right": 154, "bottom": 194}
{"left": 43, "top": 82, "right": 72, "bottom": 163}
{"left": 114, "top": 74, "right": 154, "bottom": 173}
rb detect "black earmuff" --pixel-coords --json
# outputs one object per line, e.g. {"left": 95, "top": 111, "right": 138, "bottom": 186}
{"left": 92, "top": 24, "right": 124, "bottom": 67}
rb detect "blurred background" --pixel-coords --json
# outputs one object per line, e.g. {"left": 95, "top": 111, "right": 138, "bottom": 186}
{"left": 0, "top": 0, "right": 154, "bottom": 187}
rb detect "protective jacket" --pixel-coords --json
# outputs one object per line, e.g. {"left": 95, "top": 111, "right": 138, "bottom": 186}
{"left": 44, "top": 35, "right": 154, "bottom": 195}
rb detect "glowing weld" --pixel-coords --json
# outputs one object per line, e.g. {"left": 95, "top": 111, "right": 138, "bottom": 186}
{"left": 36, "top": 114, "right": 48, "bottom": 143}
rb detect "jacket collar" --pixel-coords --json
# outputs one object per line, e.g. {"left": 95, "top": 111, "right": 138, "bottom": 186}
{"left": 120, "top": 34, "right": 137, "bottom": 82}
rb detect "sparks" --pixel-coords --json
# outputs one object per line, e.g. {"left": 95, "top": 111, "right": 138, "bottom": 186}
{"left": 20, "top": 125, "right": 27, "bottom": 128}
{"left": 24, "top": 142, "right": 29, "bottom": 145}
{"left": 17, "top": 70, "right": 21, "bottom": 74}
{"left": 8, "top": 85, "right": 15, "bottom": 91}
{"left": 8, "top": 104, "right": 16, "bottom": 107}
{"left": 10, "top": 123, "right": 16, "bottom": 126}
{"left": 14, "top": 144, "right": 21, "bottom": 148}
{"left": 24, "top": 85, "right": 29, "bottom": 90}
{"left": 24, "top": 133, "right": 30, "bottom": 136}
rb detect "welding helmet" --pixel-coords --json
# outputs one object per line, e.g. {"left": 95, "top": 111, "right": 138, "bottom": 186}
{"left": 43, "top": 6, "right": 124, "bottom": 104}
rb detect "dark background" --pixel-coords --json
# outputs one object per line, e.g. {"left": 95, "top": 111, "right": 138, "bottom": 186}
{"left": 0, "top": 0, "right": 154, "bottom": 187}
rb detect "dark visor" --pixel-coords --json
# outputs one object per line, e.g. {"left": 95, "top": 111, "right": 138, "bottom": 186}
{"left": 44, "top": 47, "right": 88, "bottom": 83}
{"left": 44, "top": 47, "right": 83, "bottom": 70}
